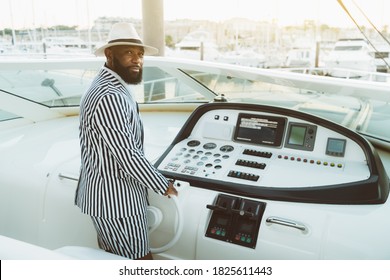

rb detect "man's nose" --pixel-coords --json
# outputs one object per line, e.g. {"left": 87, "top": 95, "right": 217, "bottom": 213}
{"left": 131, "top": 54, "right": 143, "bottom": 63}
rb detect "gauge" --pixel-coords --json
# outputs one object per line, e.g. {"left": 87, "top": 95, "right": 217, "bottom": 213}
{"left": 220, "top": 145, "right": 234, "bottom": 152}
{"left": 203, "top": 142, "right": 217, "bottom": 150}
{"left": 187, "top": 140, "right": 200, "bottom": 147}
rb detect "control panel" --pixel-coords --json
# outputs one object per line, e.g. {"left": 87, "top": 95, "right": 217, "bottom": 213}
{"left": 155, "top": 103, "right": 388, "bottom": 204}
{"left": 158, "top": 110, "right": 369, "bottom": 187}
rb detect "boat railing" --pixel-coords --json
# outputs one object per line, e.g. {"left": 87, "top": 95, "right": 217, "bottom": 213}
{"left": 281, "top": 67, "right": 390, "bottom": 83}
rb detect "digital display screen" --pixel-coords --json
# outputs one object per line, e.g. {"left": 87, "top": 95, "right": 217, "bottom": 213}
{"left": 216, "top": 216, "right": 229, "bottom": 226}
{"left": 238, "top": 222, "right": 254, "bottom": 233}
{"left": 234, "top": 113, "right": 286, "bottom": 147}
{"left": 287, "top": 125, "right": 307, "bottom": 146}
{"left": 326, "top": 138, "right": 346, "bottom": 157}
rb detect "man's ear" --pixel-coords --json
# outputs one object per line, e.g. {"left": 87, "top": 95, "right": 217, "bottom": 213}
{"left": 104, "top": 48, "right": 113, "bottom": 64}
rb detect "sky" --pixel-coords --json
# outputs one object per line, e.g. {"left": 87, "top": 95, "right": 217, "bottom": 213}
{"left": 0, "top": 0, "right": 389, "bottom": 30}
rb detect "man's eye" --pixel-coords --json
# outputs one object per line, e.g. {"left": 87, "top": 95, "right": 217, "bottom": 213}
{"left": 127, "top": 51, "right": 143, "bottom": 57}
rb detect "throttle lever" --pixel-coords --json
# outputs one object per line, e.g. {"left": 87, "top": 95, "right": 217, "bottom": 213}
{"left": 206, "top": 204, "right": 227, "bottom": 212}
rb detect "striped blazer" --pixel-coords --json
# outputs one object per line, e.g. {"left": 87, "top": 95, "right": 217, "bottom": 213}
{"left": 75, "top": 66, "right": 169, "bottom": 218}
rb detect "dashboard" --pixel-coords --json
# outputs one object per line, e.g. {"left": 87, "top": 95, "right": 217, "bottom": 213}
{"left": 155, "top": 103, "right": 389, "bottom": 205}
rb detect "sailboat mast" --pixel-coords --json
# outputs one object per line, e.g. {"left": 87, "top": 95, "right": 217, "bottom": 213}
{"left": 8, "top": 0, "right": 16, "bottom": 45}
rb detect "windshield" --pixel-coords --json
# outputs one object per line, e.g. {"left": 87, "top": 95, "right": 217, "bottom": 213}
{"left": 1, "top": 58, "right": 390, "bottom": 144}
{"left": 183, "top": 68, "right": 390, "bottom": 143}
{"left": 0, "top": 65, "right": 208, "bottom": 110}
{"left": 0, "top": 68, "right": 95, "bottom": 107}
{"left": 131, "top": 67, "right": 208, "bottom": 103}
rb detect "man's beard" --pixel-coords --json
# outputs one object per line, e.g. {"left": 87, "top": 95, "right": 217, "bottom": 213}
{"left": 112, "top": 56, "right": 143, "bottom": 85}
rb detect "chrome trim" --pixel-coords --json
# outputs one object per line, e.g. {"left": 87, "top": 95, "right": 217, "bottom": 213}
{"left": 266, "top": 216, "right": 308, "bottom": 233}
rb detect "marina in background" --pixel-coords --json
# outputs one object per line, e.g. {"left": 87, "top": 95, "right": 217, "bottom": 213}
{"left": 1, "top": 13, "right": 389, "bottom": 75}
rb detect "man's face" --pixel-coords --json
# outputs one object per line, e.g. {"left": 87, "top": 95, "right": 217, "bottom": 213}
{"left": 107, "top": 45, "right": 144, "bottom": 84}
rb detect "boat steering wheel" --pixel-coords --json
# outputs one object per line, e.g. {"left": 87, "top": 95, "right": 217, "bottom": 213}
{"left": 148, "top": 195, "right": 183, "bottom": 254}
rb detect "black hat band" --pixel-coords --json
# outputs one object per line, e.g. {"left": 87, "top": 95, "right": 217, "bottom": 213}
{"left": 108, "top": 38, "right": 143, "bottom": 44}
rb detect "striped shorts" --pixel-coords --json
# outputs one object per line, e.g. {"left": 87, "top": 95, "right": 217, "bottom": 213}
{"left": 90, "top": 214, "right": 150, "bottom": 259}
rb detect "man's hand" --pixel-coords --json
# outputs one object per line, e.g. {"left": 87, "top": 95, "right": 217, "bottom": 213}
{"left": 164, "top": 180, "right": 178, "bottom": 197}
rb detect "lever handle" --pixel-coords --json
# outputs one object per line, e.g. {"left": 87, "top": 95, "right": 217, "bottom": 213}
{"left": 206, "top": 204, "right": 227, "bottom": 212}
{"left": 231, "top": 209, "right": 254, "bottom": 217}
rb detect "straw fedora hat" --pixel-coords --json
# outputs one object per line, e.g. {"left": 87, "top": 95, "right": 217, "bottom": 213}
{"left": 94, "top": 22, "right": 158, "bottom": 56}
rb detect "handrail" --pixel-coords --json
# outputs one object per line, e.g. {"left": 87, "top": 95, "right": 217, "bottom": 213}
{"left": 266, "top": 216, "right": 308, "bottom": 233}
{"left": 58, "top": 173, "right": 79, "bottom": 182}
{"left": 280, "top": 66, "right": 390, "bottom": 83}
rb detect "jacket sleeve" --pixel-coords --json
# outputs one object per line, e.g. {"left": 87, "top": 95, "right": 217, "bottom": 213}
{"left": 93, "top": 91, "right": 169, "bottom": 195}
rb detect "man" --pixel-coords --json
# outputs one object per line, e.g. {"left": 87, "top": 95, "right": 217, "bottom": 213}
{"left": 75, "top": 22, "right": 177, "bottom": 260}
